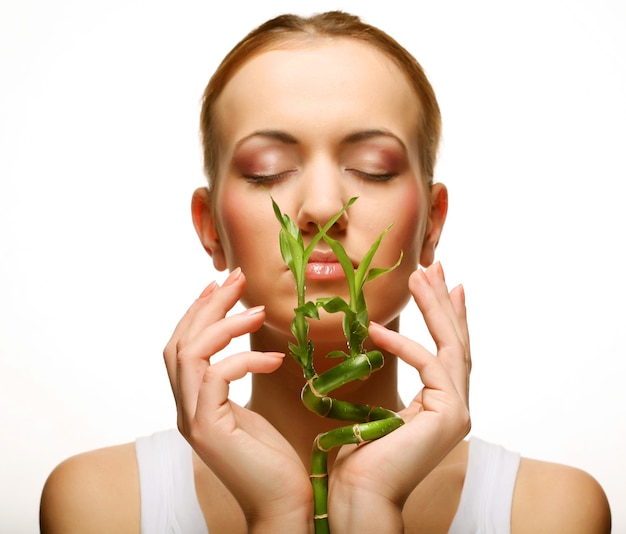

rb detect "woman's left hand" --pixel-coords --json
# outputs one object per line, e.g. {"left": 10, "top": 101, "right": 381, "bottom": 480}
{"left": 328, "top": 262, "right": 471, "bottom": 532}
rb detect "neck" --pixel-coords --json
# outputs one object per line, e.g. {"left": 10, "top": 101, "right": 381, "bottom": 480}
{"left": 246, "top": 317, "right": 404, "bottom": 466}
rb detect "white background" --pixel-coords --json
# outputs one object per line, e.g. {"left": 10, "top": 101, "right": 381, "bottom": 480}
{"left": 1, "top": 0, "right": 625, "bottom": 531}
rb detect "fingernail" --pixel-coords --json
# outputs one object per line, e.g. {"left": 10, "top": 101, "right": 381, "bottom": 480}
{"left": 198, "top": 281, "right": 217, "bottom": 298}
{"left": 458, "top": 283, "right": 466, "bottom": 300}
{"left": 433, "top": 261, "right": 444, "bottom": 279}
{"left": 223, "top": 267, "right": 242, "bottom": 286}
{"left": 243, "top": 305, "right": 265, "bottom": 316}
{"left": 368, "top": 321, "right": 384, "bottom": 332}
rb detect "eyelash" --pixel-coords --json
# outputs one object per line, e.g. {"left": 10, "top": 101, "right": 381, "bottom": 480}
{"left": 347, "top": 169, "right": 398, "bottom": 182}
{"left": 243, "top": 169, "right": 397, "bottom": 184}
{"left": 243, "top": 171, "right": 294, "bottom": 184}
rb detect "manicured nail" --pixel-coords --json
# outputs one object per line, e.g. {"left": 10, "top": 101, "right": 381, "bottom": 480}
{"left": 198, "top": 281, "right": 217, "bottom": 298}
{"left": 457, "top": 283, "right": 465, "bottom": 300}
{"left": 368, "top": 321, "right": 384, "bottom": 332}
{"left": 429, "top": 261, "right": 443, "bottom": 279}
{"left": 243, "top": 305, "right": 265, "bottom": 316}
{"left": 223, "top": 267, "right": 242, "bottom": 286}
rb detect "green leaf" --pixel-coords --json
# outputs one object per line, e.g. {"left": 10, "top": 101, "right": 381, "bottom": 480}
{"left": 356, "top": 307, "right": 369, "bottom": 329}
{"left": 305, "top": 196, "right": 357, "bottom": 258}
{"left": 364, "top": 250, "right": 403, "bottom": 284}
{"left": 327, "top": 350, "right": 349, "bottom": 359}
{"left": 349, "top": 318, "right": 369, "bottom": 347}
{"left": 279, "top": 231, "right": 295, "bottom": 272}
{"left": 354, "top": 291, "right": 367, "bottom": 315}
{"left": 295, "top": 301, "right": 320, "bottom": 320}
{"left": 321, "top": 235, "right": 356, "bottom": 301}
{"left": 354, "top": 224, "right": 392, "bottom": 292}
{"left": 290, "top": 315, "right": 309, "bottom": 341}
{"left": 288, "top": 341, "right": 304, "bottom": 366}
{"left": 272, "top": 196, "right": 306, "bottom": 281}
{"left": 317, "top": 296, "right": 351, "bottom": 314}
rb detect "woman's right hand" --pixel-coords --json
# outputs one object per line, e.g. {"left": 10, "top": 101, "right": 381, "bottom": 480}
{"left": 163, "top": 267, "right": 313, "bottom": 533}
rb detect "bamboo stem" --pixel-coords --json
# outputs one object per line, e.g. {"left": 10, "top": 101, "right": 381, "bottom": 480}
{"left": 272, "top": 197, "right": 404, "bottom": 533}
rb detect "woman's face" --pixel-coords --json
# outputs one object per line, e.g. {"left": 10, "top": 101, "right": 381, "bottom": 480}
{"left": 197, "top": 39, "right": 446, "bottom": 339}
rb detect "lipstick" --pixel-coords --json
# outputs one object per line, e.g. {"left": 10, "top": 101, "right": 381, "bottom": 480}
{"left": 306, "top": 250, "right": 355, "bottom": 281}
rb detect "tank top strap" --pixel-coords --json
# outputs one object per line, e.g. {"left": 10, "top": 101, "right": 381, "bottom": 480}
{"left": 135, "top": 429, "right": 209, "bottom": 533}
{"left": 448, "top": 437, "right": 521, "bottom": 533}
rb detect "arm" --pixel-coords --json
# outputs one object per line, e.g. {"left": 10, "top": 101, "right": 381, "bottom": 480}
{"left": 40, "top": 443, "right": 140, "bottom": 534}
{"left": 512, "top": 458, "right": 611, "bottom": 533}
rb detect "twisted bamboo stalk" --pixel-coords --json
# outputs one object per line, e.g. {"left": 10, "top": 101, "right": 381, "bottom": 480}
{"left": 272, "top": 197, "right": 404, "bottom": 533}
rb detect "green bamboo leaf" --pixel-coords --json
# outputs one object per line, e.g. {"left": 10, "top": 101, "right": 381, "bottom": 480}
{"left": 327, "top": 237, "right": 353, "bottom": 275}
{"left": 317, "top": 296, "right": 351, "bottom": 314}
{"left": 364, "top": 250, "right": 403, "bottom": 284}
{"left": 305, "top": 196, "right": 357, "bottom": 258}
{"left": 291, "top": 316, "right": 309, "bottom": 340}
{"left": 349, "top": 319, "right": 369, "bottom": 346}
{"left": 279, "top": 231, "right": 295, "bottom": 272}
{"left": 356, "top": 307, "right": 368, "bottom": 329}
{"left": 272, "top": 196, "right": 306, "bottom": 278}
{"left": 354, "top": 224, "right": 392, "bottom": 291}
{"left": 321, "top": 235, "right": 356, "bottom": 301}
{"left": 312, "top": 197, "right": 357, "bottom": 238}
{"left": 287, "top": 233, "right": 305, "bottom": 274}
{"left": 326, "top": 350, "right": 349, "bottom": 359}
{"left": 355, "top": 291, "right": 367, "bottom": 315}
{"left": 288, "top": 341, "right": 304, "bottom": 366}
{"left": 295, "top": 301, "right": 320, "bottom": 320}
{"left": 271, "top": 196, "right": 285, "bottom": 227}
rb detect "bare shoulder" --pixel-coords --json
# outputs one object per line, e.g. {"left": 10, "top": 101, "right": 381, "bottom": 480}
{"left": 40, "top": 442, "right": 140, "bottom": 534}
{"left": 512, "top": 457, "right": 611, "bottom": 533}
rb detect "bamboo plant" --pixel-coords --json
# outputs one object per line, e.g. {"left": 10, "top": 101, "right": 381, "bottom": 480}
{"left": 272, "top": 197, "right": 405, "bottom": 534}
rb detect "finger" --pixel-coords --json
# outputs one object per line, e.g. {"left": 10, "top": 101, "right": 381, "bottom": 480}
{"left": 411, "top": 266, "right": 469, "bottom": 404}
{"left": 411, "top": 267, "right": 467, "bottom": 374}
{"left": 175, "top": 306, "right": 266, "bottom": 425}
{"left": 195, "top": 350, "right": 285, "bottom": 430}
{"left": 164, "top": 269, "right": 245, "bottom": 380}
{"left": 416, "top": 263, "right": 464, "bottom": 342}
{"left": 165, "top": 280, "right": 218, "bottom": 357}
{"left": 449, "top": 283, "right": 471, "bottom": 402}
{"left": 184, "top": 268, "right": 246, "bottom": 340}
{"left": 424, "top": 264, "right": 469, "bottom": 356}
{"left": 409, "top": 267, "right": 462, "bottom": 355}
{"left": 368, "top": 321, "right": 455, "bottom": 394}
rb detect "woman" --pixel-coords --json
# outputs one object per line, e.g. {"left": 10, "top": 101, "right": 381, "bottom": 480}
{"left": 40, "top": 11, "right": 611, "bottom": 533}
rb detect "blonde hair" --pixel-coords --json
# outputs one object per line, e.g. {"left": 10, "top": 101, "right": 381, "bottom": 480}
{"left": 200, "top": 11, "right": 441, "bottom": 195}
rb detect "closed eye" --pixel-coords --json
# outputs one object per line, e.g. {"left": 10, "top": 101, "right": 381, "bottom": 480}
{"left": 243, "top": 170, "right": 296, "bottom": 184}
{"left": 347, "top": 169, "right": 398, "bottom": 182}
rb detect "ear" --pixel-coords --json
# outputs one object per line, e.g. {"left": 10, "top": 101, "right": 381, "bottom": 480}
{"left": 191, "top": 187, "right": 227, "bottom": 272}
{"left": 419, "top": 183, "right": 448, "bottom": 267}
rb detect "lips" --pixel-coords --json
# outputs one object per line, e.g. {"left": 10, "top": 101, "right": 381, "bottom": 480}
{"left": 305, "top": 250, "right": 356, "bottom": 281}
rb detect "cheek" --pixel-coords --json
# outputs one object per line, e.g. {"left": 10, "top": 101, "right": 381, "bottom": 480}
{"left": 391, "top": 182, "right": 427, "bottom": 265}
{"left": 215, "top": 185, "right": 287, "bottom": 304}
{"left": 362, "top": 183, "right": 428, "bottom": 324}
{"left": 215, "top": 187, "right": 264, "bottom": 267}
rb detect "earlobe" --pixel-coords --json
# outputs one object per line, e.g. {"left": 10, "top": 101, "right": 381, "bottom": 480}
{"left": 191, "top": 187, "right": 227, "bottom": 271}
{"left": 419, "top": 183, "right": 448, "bottom": 267}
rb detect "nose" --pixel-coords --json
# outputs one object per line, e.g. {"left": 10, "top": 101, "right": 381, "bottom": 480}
{"left": 295, "top": 159, "right": 348, "bottom": 235}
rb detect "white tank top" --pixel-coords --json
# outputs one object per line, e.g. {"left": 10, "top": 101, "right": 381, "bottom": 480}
{"left": 136, "top": 430, "right": 520, "bottom": 533}
{"left": 136, "top": 429, "right": 208, "bottom": 534}
{"left": 448, "top": 436, "right": 521, "bottom": 533}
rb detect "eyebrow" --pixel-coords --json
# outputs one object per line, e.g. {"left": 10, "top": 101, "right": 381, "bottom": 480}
{"left": 235, "top": 130, "right": 298, "bottom": 148}
{"left": 341, "top": 129, "right": 405, "bottom": 149}
{"left": 234, "top": 128, "right": 406, "bottom": 150}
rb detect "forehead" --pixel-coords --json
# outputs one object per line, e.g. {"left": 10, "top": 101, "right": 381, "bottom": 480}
{"left": 214, "top": 38, "right": 421, "bottom": 147}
